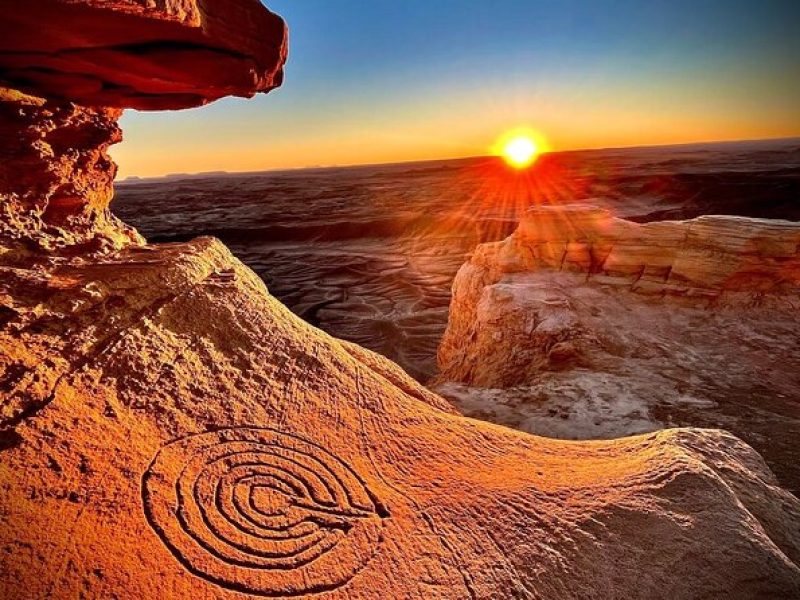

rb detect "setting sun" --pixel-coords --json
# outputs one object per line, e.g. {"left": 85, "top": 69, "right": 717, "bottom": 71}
{"left": 503, "top": 136, "right": 538, "bottom": 168}
{"left": 493, "top": 129, "right": 550, "bottom": 169}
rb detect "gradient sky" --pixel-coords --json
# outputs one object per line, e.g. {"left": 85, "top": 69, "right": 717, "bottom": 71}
{"left": 115, "top": 0, "right": 800, "bottom": 177}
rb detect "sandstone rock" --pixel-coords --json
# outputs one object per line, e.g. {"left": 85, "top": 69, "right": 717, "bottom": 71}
{"left": 0, "top": 0, "right": 288, "bottom": 109}
{"left": 0, "top": 87, "right": 142, "bottom": 255}
{"left": 0, "top": 0, "right": 287, "bottom": 254}
{"left": 438, "top": 205, "right": 800, "bottom": 388}
{"left": 513, "top": 205, "right": 800, "bottom": 296}
{"left": 435, "top": 206, "right": 800, "bottom": 494}
{"left": 2, "top": 239, "right": 800, "bottom": 598}
{"left": 1, "top": 3, "right": 799, "bottom": 597}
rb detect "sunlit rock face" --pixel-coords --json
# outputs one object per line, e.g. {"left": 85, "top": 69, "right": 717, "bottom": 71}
{"left": 1, "top": 2, "right": 800, "bottom": 598}
{"left": 438, "top": 205, "right": 800, "bottom": 387}
{"left": 439, "top": 206, "right": 800, "bottom": 387}
{"left": 0, "top": 87, "right": 141, "bottom": 255}
{"left": 435, "top": 205, "right": 800, "bottom": 491}
{"left": 513, "top": 205, "right": 800, "bottom": 296}
{"left": 3, "top": 239, "right": 800, "bottom": 598}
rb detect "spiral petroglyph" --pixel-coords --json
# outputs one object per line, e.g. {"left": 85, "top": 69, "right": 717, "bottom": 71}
{"left": 142, "top": 428, "right": 389, "bottom": 596}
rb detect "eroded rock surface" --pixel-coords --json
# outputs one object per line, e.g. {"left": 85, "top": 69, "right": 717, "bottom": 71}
{"left": 0, "top": 0, "right": 287, "bottom": 254}
{"left": 435, "top": 206, "right": 800, "bottom": 492}
{"left": 0, "top": 87, "right": 142, "bottom": 254}
{"left": 2, "top": 240, "right": 800, "bottom": 598}
{"left": 1, "top": 1, "right": 800, "bottom": 597}
{"left": 0, "top": 0, "right": 288, "bottom": 109}
{"left": 438, "top": 205, "right": 800, "bottom": 387}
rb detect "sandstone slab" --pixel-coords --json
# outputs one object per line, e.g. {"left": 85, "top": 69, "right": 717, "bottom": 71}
{"left": 2, "top": 239, "right": 800, "bottom": 598}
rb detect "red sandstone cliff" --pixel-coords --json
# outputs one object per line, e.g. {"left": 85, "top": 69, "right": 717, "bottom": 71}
{"left": 0, "top": 0, "right": 287, "bottom": 109}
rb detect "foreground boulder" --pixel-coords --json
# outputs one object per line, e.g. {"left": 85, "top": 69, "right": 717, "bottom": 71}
{"left": 2, "top": 2, "right": 800, "bottom": 598}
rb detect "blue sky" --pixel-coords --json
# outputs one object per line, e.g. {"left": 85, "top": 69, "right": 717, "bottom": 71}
{"left": 116, "top": 0, "right": 800, "bottom": 176}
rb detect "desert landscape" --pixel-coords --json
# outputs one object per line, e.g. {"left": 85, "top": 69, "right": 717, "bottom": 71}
{"left": 116, "top": 142, "right": 800, "bottom": 495}
{"left": 115, "top": 140, "right": 800, "bottom": 381}
{"left": 2, "top": 1, "right": 800, "bottom": 598}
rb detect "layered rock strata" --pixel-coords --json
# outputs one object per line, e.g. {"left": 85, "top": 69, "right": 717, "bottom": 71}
{"left": 0, "top": 0, "right": 288, "bottom": 109}
{"left": 438, "top": 205, "right": 800, "bottom": 388}
{"left": 434, "top": 205, "right": 800, "bottom": 493}
{"left": 0, "top": 0, "right": 287, "bottom": 255}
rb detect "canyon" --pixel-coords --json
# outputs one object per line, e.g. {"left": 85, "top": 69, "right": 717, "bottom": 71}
{"left": 1, "top": 1, "right": 800, "bottom": 599}
{"left": 114, "top": 140, "right": 800, "bottom": 382}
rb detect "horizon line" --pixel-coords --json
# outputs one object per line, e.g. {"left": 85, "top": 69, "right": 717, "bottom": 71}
{"left": 116, "top": 134, "right": 800, "bottom": 183}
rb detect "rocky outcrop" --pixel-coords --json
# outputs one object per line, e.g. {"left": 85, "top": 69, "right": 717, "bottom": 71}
{"left": 2, "top": 239, "right": 800, "bottom": 598}
{"left": 0, "top": 0, "right": 287, "bottom": 254}
{"left": 2, "top": 2, "right": 800, "bottom": 598}
{"left": 0, "top": 0, "right": 288, "bottom": 109}
{"left": 438, "top": 205, "right": 800, "bottom": 388}
{"left": 434, "top": 205, "right": 800, "bottom": 493}
{"left": 0, "top": 87, "right": 142, "bottom": 255}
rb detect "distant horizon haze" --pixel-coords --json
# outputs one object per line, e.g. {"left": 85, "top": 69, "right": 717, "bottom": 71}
{"left": 114, "top": 0, "right": 800, "bottom": 178}
{"left": 115, "top": 136, "right": 800, "bottom": 182}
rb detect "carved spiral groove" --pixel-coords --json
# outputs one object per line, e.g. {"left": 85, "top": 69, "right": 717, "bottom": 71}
{"left": 142, "top": 428, "right": 388, "bottom": 596}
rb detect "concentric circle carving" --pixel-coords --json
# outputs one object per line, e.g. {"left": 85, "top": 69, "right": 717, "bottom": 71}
{"left": 142, "top": 428, "right": 388, "bottom": 596}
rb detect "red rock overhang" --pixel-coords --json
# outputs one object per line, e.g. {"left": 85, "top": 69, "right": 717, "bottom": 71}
{"left": 0, "top": 0, "right": 288, "bottom": 110}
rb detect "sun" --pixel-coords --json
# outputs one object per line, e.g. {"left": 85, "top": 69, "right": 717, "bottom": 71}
{"left": 493, "top": 128, "right": 550, "bottom": 169}
{"left": 503, "top": 136, "right": 538, "bottom": 168}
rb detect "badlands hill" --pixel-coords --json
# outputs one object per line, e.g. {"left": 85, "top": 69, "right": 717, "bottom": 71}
{"left": 1, "top": 1, "right": 800, "bottom": 598}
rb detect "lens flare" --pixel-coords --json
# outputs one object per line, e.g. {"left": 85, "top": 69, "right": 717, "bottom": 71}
{"left": 493, "top": 128, "right": 551, "bottom": 169}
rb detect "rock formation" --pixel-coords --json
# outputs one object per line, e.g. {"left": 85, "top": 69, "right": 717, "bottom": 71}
{"left": 435, "top": 205, "right": 800, "bottom": 492}
{"left": 0, "top": 0, "right": 287, "bottom": 255}
{"left": 0, "top": 0, "right": 287, "bottom": 109}
{"left": 2, "top": 3, "right": 800, "bottom": 599}
{"left": 3, "top": 238, "right": 800, "bottom": 598}
{"left": 438, "top": 205, "right": 800, "bottom": 388}
{"left": 0, "top": 87, "right": 140, "bottom": 254}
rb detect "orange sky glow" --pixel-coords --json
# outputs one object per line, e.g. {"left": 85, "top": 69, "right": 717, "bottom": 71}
{"left": 113, "top": 1, "right": 800, "bottom": 178}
